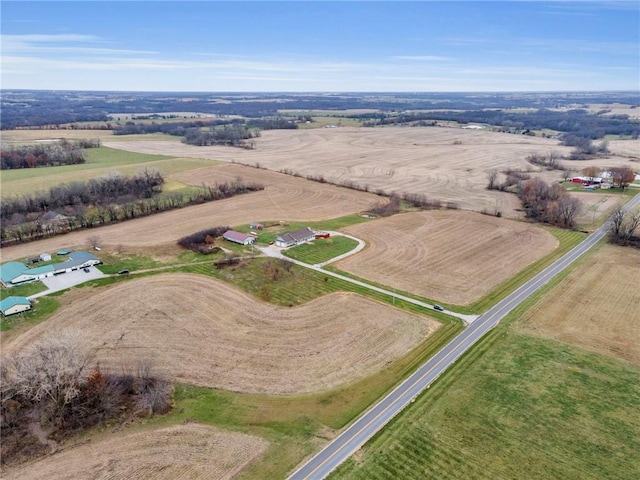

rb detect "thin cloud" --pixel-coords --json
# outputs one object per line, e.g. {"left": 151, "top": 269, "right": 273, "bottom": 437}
{"left": 392, "top": 55, "right": 452, "bottom": 62}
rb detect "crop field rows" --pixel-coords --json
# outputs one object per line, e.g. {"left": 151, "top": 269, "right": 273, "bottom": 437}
{"left": 332, "top": 332, "right": 640, "bottom": 480}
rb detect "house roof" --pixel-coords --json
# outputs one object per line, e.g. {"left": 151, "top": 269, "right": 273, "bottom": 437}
{"left": 223, "top": 230, "right": 253, "bottom": 242}
{"left": 53, "top": 251, "right": 100, "bottom": 270}
{"left": 0, "top": 262, "right": 28, "bottom": 284}
{"left": 25, "top": 265, "right": 56, "bottom": 276}
{"left": 0, "top": 296, "right": 30, "bottom": 312}
{"left": 279, "top": 227, "right": 314, "bottom": 242}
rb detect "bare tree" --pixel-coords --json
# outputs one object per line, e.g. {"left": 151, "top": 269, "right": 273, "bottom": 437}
{"left": 4, "top": 330, "right": 94, "bottom": 415}
{"left": 486, "top": 169, "right": 499, "bottom": 190}
{"left": 547, "top": 150, "right": 562, "bottom": 169}
{"left": 582, "top": 166, "right": 600, "bottom": 182}
{"left": 86, "top": 235, "right": 102, "bottom": 249}
{"left": 610, "top": 208, "right": 640, "bottom": 244}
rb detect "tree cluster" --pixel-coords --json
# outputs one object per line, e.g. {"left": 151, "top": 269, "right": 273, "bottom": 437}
{"left": 609, "top": 208, "right": 640, "bottom": 248}
{"left": 518, "top": 178, "right": 582, "bottom": 228}
{"left": 177, "top": 226, "right": 230, "bottom": 253}
{"left": 246, "top": 118, "right": 298, "bottom": 130}
{"left": 182, "top": 125, "right": 259, "bottom": 147}
{"left": 0, "top": 139, "right": 100, "bottom": 170}
{"left": 1, "top": 175, "right": 263, "bottom": 246}
{"left": 111, "top": 119, "right": 240, "bottom": 136}
{"left": 1, "top": 330, "right": 172, "bottom": 466}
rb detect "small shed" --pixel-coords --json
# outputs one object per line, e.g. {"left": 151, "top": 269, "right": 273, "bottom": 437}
{"left": 39, "top": 253, "right": 52, "bottom": 262}
{"left": 0, "top": 296, "right": 31, "bottom": 316}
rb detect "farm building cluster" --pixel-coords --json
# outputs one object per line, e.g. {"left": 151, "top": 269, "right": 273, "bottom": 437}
{"left": 221, "top": 225, "right": 330, "bottom": 248}
{"left": 0, "top": 251, "right": 101, "bottom": 287}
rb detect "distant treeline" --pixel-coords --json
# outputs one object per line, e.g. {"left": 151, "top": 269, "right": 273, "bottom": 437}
{"left": 0, "top": 171, "right": 264, "bottom": 246}
{"left": 112, "top": 117, "right": 297, "bottom": 147}
{"left": 4, "top": 90, "right": 638, "bottom": 130}
{"left": 183, "top": 124, "right": 260, "bottom": 147}
{"left": 0, "top": 139, "right": 100, "bottom": 170}
{"left": 363, "top": 109, "right": 640, "bottom": 139}
{"left": 112, "top": 119, "right": 241, "bottom": 135}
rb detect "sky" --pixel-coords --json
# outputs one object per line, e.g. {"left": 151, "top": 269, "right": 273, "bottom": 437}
{"left": 1, "top": 1, "right": 639, "bottom": 92}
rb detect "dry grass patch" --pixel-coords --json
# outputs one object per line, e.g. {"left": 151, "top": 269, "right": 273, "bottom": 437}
{"left": 3, "top": 274, "right": 439, "bottom": 394}
{"left": 335, "top": 210, "right": 558, "bottom": 305}
{"left": 0, "top": 423, "right": 268, "bottom": 480}
{"left": 571, "top": 191, "right": 627, "bottom": 228}
{"left": 516, "top": 244, "right": 640, "bottom": 364}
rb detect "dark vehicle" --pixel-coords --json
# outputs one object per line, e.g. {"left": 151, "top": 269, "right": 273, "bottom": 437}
{"left": 433, "top": 304, "right": 445, "bottom": 311}
{"left": 118, "top": 269, "right": 130, "bottom": 275}
{"left": 83, "top": 268, "right": 90, "bottom": 273}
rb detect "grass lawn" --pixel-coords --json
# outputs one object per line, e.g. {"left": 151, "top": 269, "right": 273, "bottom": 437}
{"left": 0, "top": 281, "right": 47, "bottom": 300}
{"left": 331, "top": 330, "right": 640, "bottom": 480}
{"left": 283, "top": 236, "right": 359, "bottom": 264}
{"left": 0, "top": 147, "right": 215, "bottom": 197}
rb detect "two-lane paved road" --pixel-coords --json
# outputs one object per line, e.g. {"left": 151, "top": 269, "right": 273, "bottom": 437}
{"left": 288, "top": 194, "right": 640, "bottom": 480}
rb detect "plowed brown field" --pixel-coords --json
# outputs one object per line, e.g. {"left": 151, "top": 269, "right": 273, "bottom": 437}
{"left": 516, "top": 245, "right": 640, "bottom": 364}
{"left": 334, "top": 211, "right": 559, "bottom": 305}
{"left": 0, "top": 424, "right": 268, "bottom": 480}
{"left": 1, "top": 163, "right": 385, "bottom": 262}
{"left": 105, "top": 128, "right": 638, "bottom": 217}
{"left": 3, "top": 274, "right": 439, "bottom": 394}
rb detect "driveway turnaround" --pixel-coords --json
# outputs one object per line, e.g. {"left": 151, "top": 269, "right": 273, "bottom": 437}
{"left": 287, "top": 193, "right": 640, "bottom": 480}
{"left": 30, "top": 267, "right": 105, "bottom": 299}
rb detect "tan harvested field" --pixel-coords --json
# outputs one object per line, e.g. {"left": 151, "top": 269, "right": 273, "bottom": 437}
{"left": 104, "top": 127, "right": 578, "bottom": 216}
{"left": 1, "top": 423, "right": 268, "bottom": 480}
{"left": 2, "top": 274, "right": 440, "bottom": 394}
{"left": 0, "top": 129, "right": 172, "bottom": 143}
{"left": 334, "top": 211, "right": 559, "bottom": 305}
{"left": 608, "top": 138, "right": 640, "bottom": 158}
{"left": 105, "top": 128, "right": 639, "bottom": 217}
{"left": 0, "top": 163, "right": 385, "bottom": 262}
{"left": 516, "top": 245, "right": 640, "bottom": 364}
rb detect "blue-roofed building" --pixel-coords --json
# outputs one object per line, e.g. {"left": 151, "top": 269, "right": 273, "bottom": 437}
{"left": 0, "top": 296, "right": 31, "bottom": 316}
{"left": 0, "top": 251, "right": 101, "bottom": 287}
{"left": 0, "top": 262, "right": 28, "bottom": 286}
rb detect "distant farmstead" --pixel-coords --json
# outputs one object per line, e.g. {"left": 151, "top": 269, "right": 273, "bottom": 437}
{"left": 275, "top": 227, "right": 315, "bottom": 248}
{"left": 223, "top": 230, "right": 256, "bottom": 245}
{"left": 0, "top": 296, "right": 31, "bottom": 316}
{"left": 0, "top": 251, "right": 101, "bottom": 287}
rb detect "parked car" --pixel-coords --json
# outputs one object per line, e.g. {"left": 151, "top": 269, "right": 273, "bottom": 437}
{"left": 433, "top": 304, "right": 445, "bottom": 311}
{"left": 118, "top": 269, "right": 130, "bottom": 275}
{"left": 83, "top": 268, "right": 90, "bottom": 273}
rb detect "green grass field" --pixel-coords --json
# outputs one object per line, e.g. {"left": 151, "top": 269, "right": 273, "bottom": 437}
{"left": 331, "top": 330, "right": 640, "bottom": 480}
{"left": 283, "top": 236, "right": 359, "bottom": 264}
{"left": 0, "top": 146, "right": 217, "bottom": 197}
